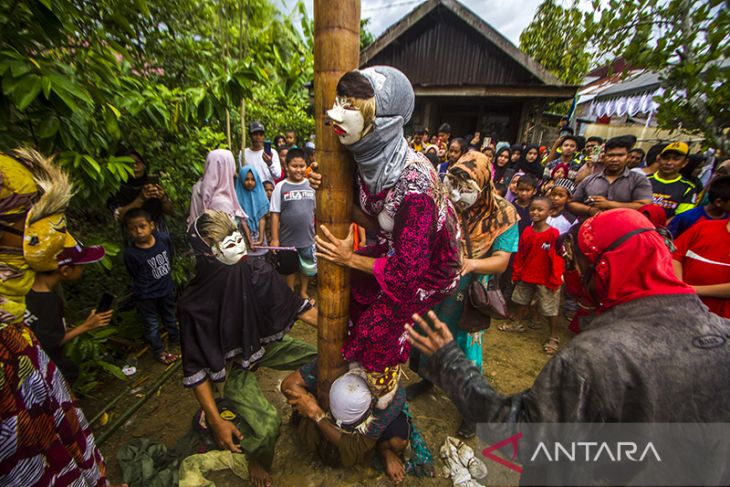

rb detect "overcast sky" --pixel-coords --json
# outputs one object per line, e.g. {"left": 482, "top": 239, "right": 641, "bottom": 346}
{"left": 279, "top": 0, "right": 543, "bottom": 46}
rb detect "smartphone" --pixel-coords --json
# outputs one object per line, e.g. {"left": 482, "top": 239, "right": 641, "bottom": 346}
{"left": 264, "top": 141, "right": 272, "bottom": 156}
{"left": 145, "top": 174, "right": 160, "bottom": 185}
{"left": 97, "top": 292, "right": 115, "bottom": 313}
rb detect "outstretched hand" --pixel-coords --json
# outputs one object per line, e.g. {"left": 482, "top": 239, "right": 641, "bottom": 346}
{"left": 315, "top": 224, "right": 354, "bottom": 267}
{"left": 405, "top": 311, "right": 454, "bottom": 357}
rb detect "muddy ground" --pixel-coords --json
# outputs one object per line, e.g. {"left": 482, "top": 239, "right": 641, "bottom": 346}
{"left": 81, "top": 311, "right": 573, "bottom": 487}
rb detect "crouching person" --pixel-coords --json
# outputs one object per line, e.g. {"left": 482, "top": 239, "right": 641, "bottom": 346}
{"left": 282, "top": 360, "right": 431, "bottom": 485}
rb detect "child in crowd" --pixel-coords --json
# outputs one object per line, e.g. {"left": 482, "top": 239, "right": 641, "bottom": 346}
{"left": 123, "top": 208, "right": 179, "bottom": 364}
{"left": 25, "top": 244, "right": 112, "bottom": 383}
{"left": 270, "top": 148, "right": 317, "bottom": 300}
{"left": 235, "top": 165, "right": 270, "bottom": 259}
{"left": 648, "top": 142, "right": 698, "bottom": 218}
{"left": 507, "top": 196, "right": 564, "bottom": 354}
{"left": 514, "top": 174, "right": 538, "bottom": 235}
{"left": 668, "top": 175, "right": 730, "bottom": 238}
{"left": 546, "top": 179, "right": 577, "bottom": 235}
{"left": 263, "top": 180, "right": 275, "bottom": 201}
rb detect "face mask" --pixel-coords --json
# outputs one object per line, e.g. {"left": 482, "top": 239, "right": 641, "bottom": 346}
{"left": 445, "top": 175, "right": 481, "bottom": 210}
{"left": 23, "top": 212, "right": 77, "bottom": 271}
{"left": 327, "top": 97, "right": 367, "bottom": 145}
{"left": 212, "top": 231, "right": 247, "bottom": 265}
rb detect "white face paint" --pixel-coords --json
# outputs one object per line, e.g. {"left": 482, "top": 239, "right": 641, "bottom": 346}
{"left": 327, "top": 97, "right": 367, "bottom": 145}
{"left": 212, "top": 231, "right": 247, "bottom": 265}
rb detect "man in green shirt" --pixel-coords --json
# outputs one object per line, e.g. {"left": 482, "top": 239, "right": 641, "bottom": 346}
{"left": 648, "top": 142, "right": 698, "bottom": 219}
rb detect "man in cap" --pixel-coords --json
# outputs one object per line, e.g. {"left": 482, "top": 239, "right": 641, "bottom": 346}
{"left": 243, "top": 120, "right": 282, "bottom": 184}
{"left": 25, "top": 243, "right": 112, "bottom": 383}
{"left": 647, "top": 141, "right": 698, "bottom": 218}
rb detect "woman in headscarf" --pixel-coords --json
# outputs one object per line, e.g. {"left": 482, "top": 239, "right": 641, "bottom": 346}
{"left": 179, "top": 209, "right": 318, "bottom": 487}
{"left": 235, "top": 165, "right": 270, "bottom": 258}
{"left": 515, "top": 144, "right": 543, "bottom": 180}
{"left": 107, "top": 148, "right": 173, "bottom": 241}
{"left": 312, "top": 66, "right": 460, "bottom": 409}
{"left": 406, "top": 151, "right": 519, "bottom": 439}
{"left": 407, "top": 208, "right": 730, "bottom": 484}
{"left": 492, "top": 146, "right": 512, "bottom": 185}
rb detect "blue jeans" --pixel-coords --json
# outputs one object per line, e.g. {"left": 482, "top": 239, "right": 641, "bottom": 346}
{"left": 135, "top": 293, "right": 178, "bottom": 355}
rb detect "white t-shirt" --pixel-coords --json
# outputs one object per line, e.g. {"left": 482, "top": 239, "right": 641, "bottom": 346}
{"left": 242, "top": 148, "right": 282, "bottom": 183}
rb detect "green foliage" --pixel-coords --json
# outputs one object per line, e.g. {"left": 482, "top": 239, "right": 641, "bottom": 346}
{"left": 519, "top": 0, "right": 592, "bottom": 86}
{"left": 360, "top": 18, "right": 375, "bottom": 51}
{"left": 585, "top": 0, "right": 730, "bottom": 152}
{"left": 2, "top": 0, "right": 315, "bottom": 391}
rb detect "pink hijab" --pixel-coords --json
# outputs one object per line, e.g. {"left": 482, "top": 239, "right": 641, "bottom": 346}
{"left": 188, "top": 149, "right": 247, "bottom": 226}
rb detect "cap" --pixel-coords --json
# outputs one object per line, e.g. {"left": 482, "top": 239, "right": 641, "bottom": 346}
{"left": 57, "top": 243, "right": 105, "bottom": 266}
{"left": 249, "top": 121, "right": 265, "bottom": 134}
{"left": 661, "top": 142, "right": 688, "bottom": 156}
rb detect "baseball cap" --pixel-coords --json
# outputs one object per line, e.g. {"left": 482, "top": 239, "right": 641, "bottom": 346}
{"left": 661, "top": 142, "right": 688, "bottom": 156}
{"left": 57, "top": 243, "right": 105, "bottom": 266}
{"left": 249, "top": 121, "right": 265, "bottom": 134}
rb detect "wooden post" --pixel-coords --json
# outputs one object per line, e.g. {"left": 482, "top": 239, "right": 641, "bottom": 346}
{"left": 314, "top": 0, "right": 360, "bottom": 405}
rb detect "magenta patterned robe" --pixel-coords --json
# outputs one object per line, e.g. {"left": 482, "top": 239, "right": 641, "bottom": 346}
{"left": 344, "top": 149, "right": 460, "bottom": 371}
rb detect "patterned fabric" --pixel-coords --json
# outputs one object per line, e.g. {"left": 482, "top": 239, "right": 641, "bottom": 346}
{"left": 346, "top": 149, "right": 460, "bottom": 372}
{"left": 0, "top": 323, "right": 107, "bottom": 486}
{"left": 448, "top": 151, "right": 519, "bottom": 259}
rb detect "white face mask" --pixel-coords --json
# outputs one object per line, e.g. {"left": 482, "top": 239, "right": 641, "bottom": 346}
{"left": 445, "top": 175, "right": 482, "bottom": 210}
{"left": 327, "top": 97, "right": 367, "bottom": 145}
{"left": 212, "top": 231, "right": 247, "bottom": 265}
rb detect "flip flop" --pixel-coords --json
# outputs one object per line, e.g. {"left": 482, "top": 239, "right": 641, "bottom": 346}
{"left": 158, "top": 351, "right": 179, "bottom": 365}
{"left": 543, "top": 337, "right": 560, "bottom": 355}
{"left": 497, "top": 322, "right": 526, "bottom": 333}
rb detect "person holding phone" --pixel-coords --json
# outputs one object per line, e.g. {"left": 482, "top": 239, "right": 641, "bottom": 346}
{"left": 108, "top": 148, "right": 173, "bottom": 240}
{"left": 24, "top": 243, "right": 111, "bottom": 384}
{"left": 242, "top": 121, "right": 283, "bottom": 184}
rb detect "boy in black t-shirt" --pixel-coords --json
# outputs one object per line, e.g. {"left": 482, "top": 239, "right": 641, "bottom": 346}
{"left": 123, "top": 208, "right": 179, "bottom": 364}
{"left": 24, "top": 244, "right": 111, "bottom": 383}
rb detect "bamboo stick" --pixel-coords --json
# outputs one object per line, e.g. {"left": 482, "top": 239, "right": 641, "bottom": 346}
{"left": 313, "top": 0, "right": 360, "bottom": 406}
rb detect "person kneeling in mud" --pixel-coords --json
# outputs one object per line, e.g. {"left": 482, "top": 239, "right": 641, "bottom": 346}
{"left": 179, "top": 210, "right": 319, "bottom": 487}
{"left": 282, "top": 361, "right": 417, "bottom": 485}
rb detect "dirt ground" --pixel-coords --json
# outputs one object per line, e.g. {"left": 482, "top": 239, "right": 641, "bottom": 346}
{"left": 82, "top": 311, "right": 573, "bottom": 487}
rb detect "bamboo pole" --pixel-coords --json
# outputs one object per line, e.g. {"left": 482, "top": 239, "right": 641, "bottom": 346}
{"left": 314, "top": 0, "right": 360, "bottom": 405}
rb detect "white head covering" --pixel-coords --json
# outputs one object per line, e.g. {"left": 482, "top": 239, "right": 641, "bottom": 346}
{"left": 187, "top": 149, "right": 247, "bottom": 227}
{"left": 329, "top": 371, "right": 372, "bottom": 427}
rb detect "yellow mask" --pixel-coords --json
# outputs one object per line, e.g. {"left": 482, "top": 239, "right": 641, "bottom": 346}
{"left": 23, "top": 212, "right": 77, "bottom": 272}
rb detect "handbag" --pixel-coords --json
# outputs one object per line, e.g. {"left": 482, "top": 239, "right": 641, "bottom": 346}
{"left": 457, "top": 220, "right": 511, "bottom": 333}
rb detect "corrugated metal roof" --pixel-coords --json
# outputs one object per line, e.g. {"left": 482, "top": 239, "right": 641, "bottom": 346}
{"left": 595, "top": 71, "right": 661, "bottom": 99}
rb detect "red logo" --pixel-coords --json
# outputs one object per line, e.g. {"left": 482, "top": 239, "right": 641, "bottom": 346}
{"left": 481, "top": 432, "right": 523, "bottom": 473}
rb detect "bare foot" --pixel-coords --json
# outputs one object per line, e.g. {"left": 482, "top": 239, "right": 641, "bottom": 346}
{"left": 249, "top": 460, "right": 272, "bottom": 487}
{"left": 381, "top": 448, "right": 405, "bottom": 485}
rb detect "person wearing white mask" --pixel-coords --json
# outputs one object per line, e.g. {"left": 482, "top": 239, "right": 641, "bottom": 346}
{"left": 310, "top": 66, "right": 461, "bottom": 411}
{"left": 282, "top": 361, "right": 434, "bottom": 485}
{"left": 179, "top": 210, "right": 318, "bottom": 487}
{"left": 406, "top": 151, "right": 519, "bottom": 440}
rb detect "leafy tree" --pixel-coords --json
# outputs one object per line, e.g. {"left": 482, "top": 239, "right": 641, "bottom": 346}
{"left": 361, "top": 18, "right": 375, "bottom": 50}
{"left": 519, "top": 0, "right": 592, "bottom": 86}
{"left": 586, "top": 0, "right": 730, "bottom": 152}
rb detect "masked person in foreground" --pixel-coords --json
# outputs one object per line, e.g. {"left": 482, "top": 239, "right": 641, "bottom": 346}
{"left": 313, "top": 66, "right": 460, "bottom": 409}
{"left": 0, "top": 149, "right": 116, "bottom": 486}
{"left": 179, "top": 210, "right": 318, "bottom": 487}
{"left": 406, "top": 208, "right": 730, "bottom": 424}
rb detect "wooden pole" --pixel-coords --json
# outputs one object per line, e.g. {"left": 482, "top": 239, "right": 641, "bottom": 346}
{"left": 314, "top": 0, "right": 360, "bottom": 405}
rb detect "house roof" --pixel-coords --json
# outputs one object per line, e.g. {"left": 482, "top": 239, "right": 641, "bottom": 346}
{"left": 360, "top": 0, "right": 574, "bottom": 93}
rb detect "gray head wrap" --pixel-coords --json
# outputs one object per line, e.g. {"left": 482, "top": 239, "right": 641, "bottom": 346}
{"left": 345, "top": 66, "right": 414, "bottom": 195}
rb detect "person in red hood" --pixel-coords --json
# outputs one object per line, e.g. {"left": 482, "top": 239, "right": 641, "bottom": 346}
{"left": 405, "top": 209, "right": 730, "bottom": 428}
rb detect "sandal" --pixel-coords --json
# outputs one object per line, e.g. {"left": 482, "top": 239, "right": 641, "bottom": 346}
{"left": 497, "top": 322, "right": 526, "bottom": 333}
{"left": 543, "top": 337, "right": 560, "bottom": 355}
{"left": 157, "top": 351, "right": 179, "bottom": 365}
{"left": 527, "top": 320, "right": 543, "bottom": 330}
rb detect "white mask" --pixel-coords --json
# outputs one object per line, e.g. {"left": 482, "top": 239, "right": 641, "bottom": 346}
{"left": 327, "top": 97, "right": 367, "bottom": 145}
{"left": 212, "top": 231, "right": 247, "bottom": 265}
{"left": 445, "top": 175, "right": 482, "bottom": 210}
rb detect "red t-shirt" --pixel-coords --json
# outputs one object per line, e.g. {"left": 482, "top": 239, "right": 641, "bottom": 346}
{"left": 672, "top": 219, "right": 730, "bottom": 318}
{"left": 512, "top": 225, "right": 564, "bottom": 290}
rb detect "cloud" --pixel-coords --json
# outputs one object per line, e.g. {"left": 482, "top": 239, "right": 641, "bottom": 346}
{"left": 280, "top": 0, "right": 543, "bottom": 46}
